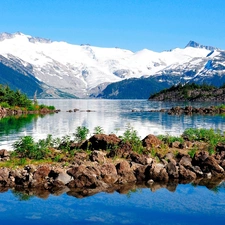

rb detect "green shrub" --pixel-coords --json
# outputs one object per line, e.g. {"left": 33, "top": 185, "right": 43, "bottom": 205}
{"left": 74, "top": 126, "right": 89, "bottom": 142}
{"left": 93, "top": 126, "right": 104, "bottom": 134}
{"left": 188, "top": 148, "right": 197, "bottom": 158}
{"left": 120, "top": 125, "right": 143, "bottom": 153}
{"left": 13, "top": 136, "right": 50, "bottom": 160}
{"left": 47, "top": 105, "right": 55, "bottom": 110}
{"left": 158, "top": 134, "right": 184, "bottom": 145}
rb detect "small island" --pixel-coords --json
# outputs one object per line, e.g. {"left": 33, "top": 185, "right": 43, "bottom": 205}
{"left": 149, "top": 83, "right": 225, "bottom": 102}
{"left": 0, "top": 85, "right": 59, "bottom": 117}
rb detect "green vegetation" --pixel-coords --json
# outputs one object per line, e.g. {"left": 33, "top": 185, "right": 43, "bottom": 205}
{"left": 149, "top": 82, "right": 217, "bottom": 100}
{"left": 183, "top": 128, "right": 225, "bottom": 154}
{"left": 1, "top": 126, "right": 225, "bottom": 167}
{"left": 120, "top": 125, "right": 143, "bottom": 153}
{"left": 74, "top": 126, "right": 89, "bottom": 142}
{"left": 93, "top": 126, "right": 104, "bottom": 134}
{"left": 0, "top": 84, "right": 55, "bottom": 112}
{"left": 158, "top": 134, "right": 184, "bottom": 145}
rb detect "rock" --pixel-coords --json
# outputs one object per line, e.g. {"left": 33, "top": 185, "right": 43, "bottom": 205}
{"left": 67, "top": 165, "right": 101, "bottom": 188}
{"left": 108, "top": 142, "right": 132, "bottom": 158}
{"left": 135, "top": 165, "right": 148, "bottom": 181}
{"left": 179, "top": 165, "right": 196, "bottom": 181}
{"left": 55, "top": 171, "right": 73, "bottom": 185}
{"left": 216, "top": 143, "right": 225, "bottom": 152}
{"left": 221, "top": 160, "right": 225, "bottom": 169}
{"left": 203, "top": 156, "right": 224, "bottom": 173}
{"left": 179, "top": 155, "right": 192, "bottom": 168}
{"left": 100, "top": 163, "right": 118, "bottom": 184}
{"left": 73, "top": 152, "right": 89, "bottom": 164}
{"left": 0, "top": 168, "right": 10, "bottom": 186}
{"left": 83, "top": 134, "right": 120, "bottom": 151}
{"left": 90, "top": 150, "right": 106, "bottom": 163}
{"left": 183, "top": 141, "right": 194, "bottom": 149}
{"left": 194, "top": 151, "right": 209, "bottom": 162}
{"left": 130, "top": 152, "right": 152, "bottom": 165}
{"left": 191, "top": 166, "right": 203, "bottom": 176}
{"left": 166, "top": 162, "right": 179, "bottom": 179}
{"left": 142, "top": 134, "right": 162, "bottom": 150}
{"left": 116, "top": 161, "right": 136, "bottom": 183}
{"left": 0, "top": 149, "right": 10, "bottom": 158}
{"left": 170, "top": 141, "right": 181, "bottom": 148}
{"left": 147, "top": 163, "right": 169, "bottom": 182}
{"left": 32, "top": 165, "right": 51, "bottom": 187}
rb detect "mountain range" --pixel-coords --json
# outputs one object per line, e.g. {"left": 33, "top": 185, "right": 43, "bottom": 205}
{"left": 0, "top": 32, "right": 225, "bottom": 99}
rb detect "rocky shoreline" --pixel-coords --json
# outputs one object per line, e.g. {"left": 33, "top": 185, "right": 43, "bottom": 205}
{"left": 1, "top": 133, "right": 225, "bottom": 197}
{"left": 0, "top": 106, "right": 60, "bottom": 118}
{"left": 132, "top": 105, "right": 225, "bottom": 116}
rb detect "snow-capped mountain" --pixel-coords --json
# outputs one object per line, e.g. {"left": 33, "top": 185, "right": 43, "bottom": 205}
{"left": 0, "top": 32, "right": 224, "bottom": 98}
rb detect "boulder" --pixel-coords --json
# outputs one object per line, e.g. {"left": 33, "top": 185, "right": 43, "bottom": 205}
{"left": 166, "top": 161, "right": 179, "bottom": 179}
{"left": 83, "top": 134, "right": 121, "bottom": 151}
{"left": 100, "top": 163, "right": 118, "bottom": 184}
{"left": 32, "top": 165, "right": 51, "bottom": 187}
{"left": 116, "top": 161, "right": 136, "bottom": 183}
{"left": 179, "top": 165, "right": 196, "bottom": 181}
{"left": 179, "top": 155, "right": 192, "bottom": 168}
{"left": 0, "top": 168, "right": 10, "bottom": 186}
{"left": 108, "top": 142, "right": 133, "bottom": 158}
{"left": 0, "top": 149, "right": 10, "bottom": 158}
{"left": 216, "top": 143, "right": 225, "bottom": 152}
{"left": 67, "top": 165, "right": 101, "bottom": 188}
{"left": 170, "top": 141, "right": 181, "bottom": 148}
{"left": 147, "top": 163, "right": 169, "bottom": 182}
{"left": 55, "top": 171, "right": 73, "bottom": 185}
{"left": 142, "top": 134, "right": 162, "bottom": 150}
{"left": 130, "top": 152, "right": 152, "bottom": 165}
{"left": 135, "top": 165, "right": 148, "bottom": 181}
{"left": 90, "top": 150, "right": 106, "bottom": 163}
{"left": 203, "top": 156, "right": 224, "bottom": 173}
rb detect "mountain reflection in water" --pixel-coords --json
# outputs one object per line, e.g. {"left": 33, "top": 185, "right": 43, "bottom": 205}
{"left": 1, "top": 99, "right": 225, "bottom": 150}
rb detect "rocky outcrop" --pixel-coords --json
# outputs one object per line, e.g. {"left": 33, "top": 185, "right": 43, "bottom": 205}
{"left": 144, "top": 106, "right": 225, "bottom": 116}
{"left": 1, "top": 132, "right": 225, "bottom": 197}
{"left": 1, "top": 145, "right": 225, "bottom": 195}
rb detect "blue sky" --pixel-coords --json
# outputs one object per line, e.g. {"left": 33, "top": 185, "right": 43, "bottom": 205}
{"left": 1, "top": 0, "right": 225, "bottom": 52}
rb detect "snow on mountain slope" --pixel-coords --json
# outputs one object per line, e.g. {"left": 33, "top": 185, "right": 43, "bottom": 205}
{"left": 0, "top": 32, "right": 220, "bottom": 98}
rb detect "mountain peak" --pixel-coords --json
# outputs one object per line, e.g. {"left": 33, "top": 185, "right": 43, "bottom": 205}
{"left": 0, "top": 32, "right": 52, "bottom": 44}
{"left": 185, "top": 40, "right": 217, "bottom": 51}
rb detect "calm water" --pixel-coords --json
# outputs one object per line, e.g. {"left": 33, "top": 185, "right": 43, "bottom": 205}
{"left": 1, "top": 99, "right": 225, "bottom": 150}
{"left": 1, "top": 183, "right": 225, "bottom": 225}
{"left": 1, "top": 99, "right": 225, "bottom": 224}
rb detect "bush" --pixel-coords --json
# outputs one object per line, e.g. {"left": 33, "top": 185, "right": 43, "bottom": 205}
{"left": 74, "top": 126, "right": 89, "bottom": 142}
{"left": 13, "top": 136, "right": 50, "bottom": 160}
{"left": 93, "top": 126, "right": 104, "bottom": 134}
{"left": 120, "top": 125, "right": 143, "bottom": 153}
{"left": 158, "top": 134, "right": 184, "bottom": 145}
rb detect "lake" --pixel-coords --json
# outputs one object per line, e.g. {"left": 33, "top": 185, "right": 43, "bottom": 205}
{"left": 1, "top": 99, "right": 225, "bottom": 150}
{"left": 1, "top": 99, "right": 225, "bottom": 224}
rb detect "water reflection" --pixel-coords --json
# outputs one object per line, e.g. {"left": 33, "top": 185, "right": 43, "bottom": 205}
{"left": 0, "top": 177, "right": 224, "bottom": 201}
{"left": 1, "top": 180, "right": 225, "bottom": 225}
{"left": 1, "top": 99, "right": 225, "bottom": 150}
